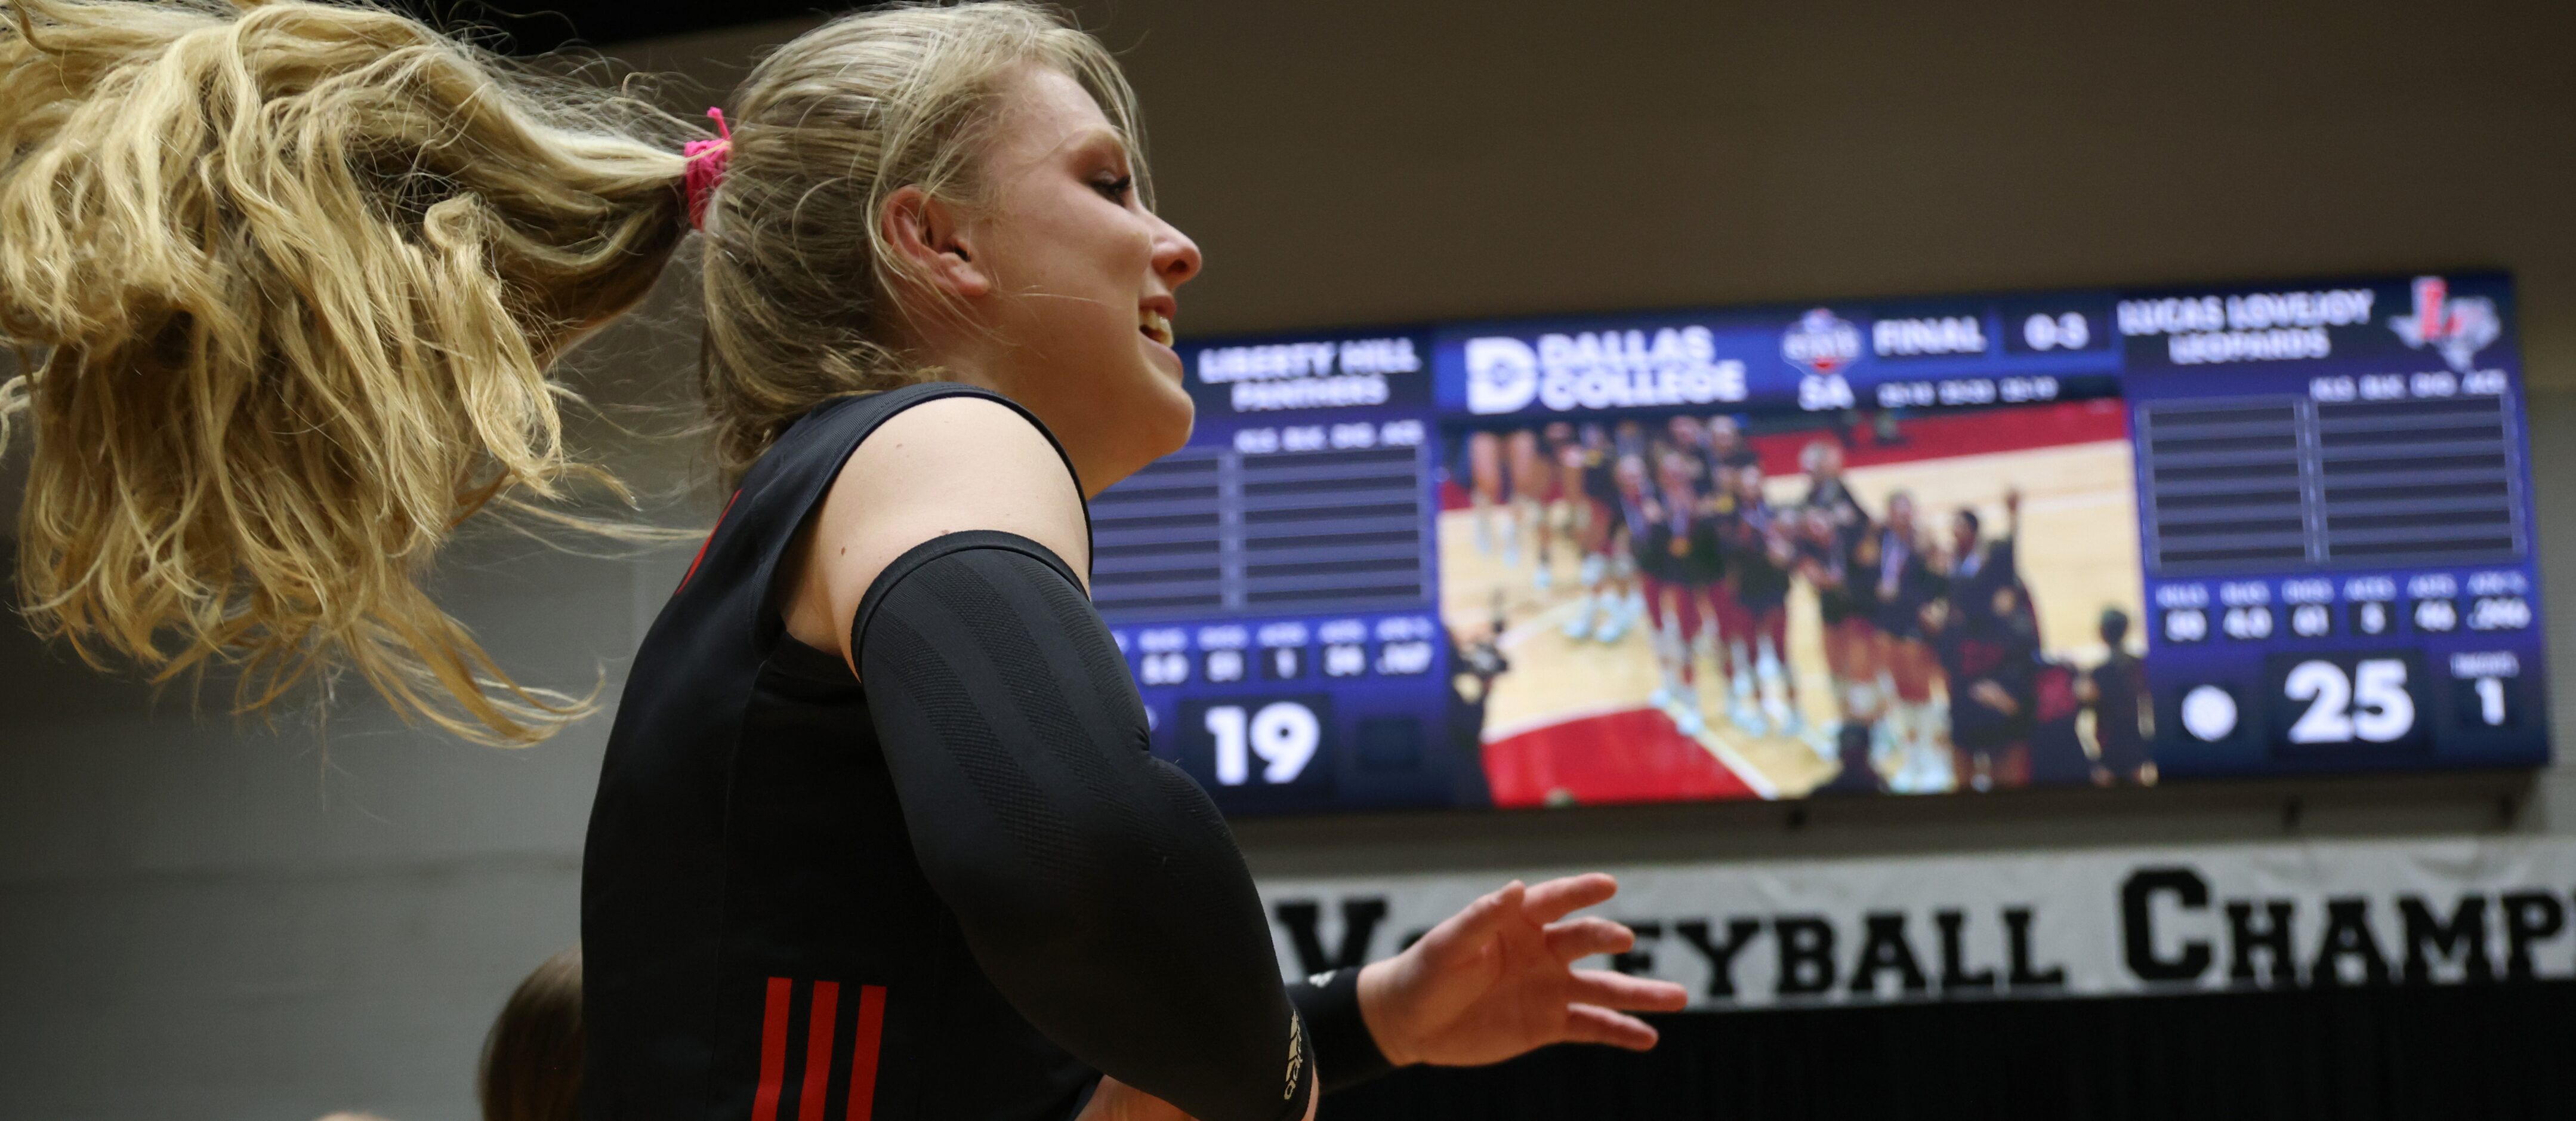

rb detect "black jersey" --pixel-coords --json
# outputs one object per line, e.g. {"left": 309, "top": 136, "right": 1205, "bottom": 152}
{"left": 1842, "top": 526, "right": 1884, "bottom": 621}
{"left": 2089, "top": 652, "right": 2153, "bottom": 772}
{"left": 1726, "top": 501, "right": 1793, "bottom": 611}
{"left": 1869, "top": 526, "right": 1944, "bottom": 640}
{"left": 1702, "top": 442, "right": 1759, "bottom": 481}
{"left": 1803, "top": 476, "right": 1869, "bottom": 548}
{"left": 1938, "top": 609, "right": 2039, "bottom": 751}
{"left": 1578, "top": 442, "right": 1618, "bottom": 505}
{"left": 583, "top": 383, "right": 1098, "bottom": 1121}
{"left": 1798, "top": 535, "right": 1859, "bottom": 624}
{"left": 1679, "top": 491, "right": 1729, "bottom": 586}
{"left": 1621, "top": 489, "right": 1666, "bottom": 577}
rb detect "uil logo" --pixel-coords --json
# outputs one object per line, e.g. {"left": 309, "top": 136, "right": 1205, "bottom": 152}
{"left": 2390, "top": 276, "right": 2500, "bottom": 374}
{"left": 1781, "top": 308, "right": 1862, "bottom": 375}
{"left": 1280, "top": 1009, "right": 1306, "bottom": 1100}
{"left": 1464, "top": 336, "right": 1540, "bottom": 414}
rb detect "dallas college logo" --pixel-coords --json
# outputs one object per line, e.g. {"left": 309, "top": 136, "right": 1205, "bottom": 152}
{"left": 2389, "top": 276, "right": 2500, "bottom": 374}
{"left": 1462, "top": 328, "right": 1746, "bottom": 415}
{"left": 1463, "top": 336, "right": 1542, "bottom": 414}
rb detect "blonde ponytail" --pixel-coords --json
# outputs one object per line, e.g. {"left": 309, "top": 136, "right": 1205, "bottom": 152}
{"left": 0, "top": 0, "right": 1148, "bottom": 746}
{"left": 0, "top": 0, "right": 695, "bottom": 744}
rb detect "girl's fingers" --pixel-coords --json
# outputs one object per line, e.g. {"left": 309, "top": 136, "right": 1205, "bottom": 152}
{"left": 1420, "top": 880, "right": 1524, "bottom": 962}
{"left": 1542, "top": 916, "right": 1634, "bottom": 964}
{"left": 1520, "top": 873, "right": 1618, "bottom": 924}
{"left": 1560, "top": 1003, "right": 1661, "bottom": 1051}
{"left": 1568, "top": 969, "right": 1691, "bottom": 1012}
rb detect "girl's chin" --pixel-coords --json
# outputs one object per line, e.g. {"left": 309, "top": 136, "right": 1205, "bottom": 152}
{"left": 1143, "top": 377, "right": 1195, "bottom": 451}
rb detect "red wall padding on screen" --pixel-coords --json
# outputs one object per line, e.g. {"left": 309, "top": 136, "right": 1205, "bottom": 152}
{"left": 1481, "top": 708, "right": 1758, "bottom": 808}
{"left": 1438, "top": 399, "right": 2132, "bottom": 510}
{"left": 1743, "top": 398, "right": 2130, "bottom": 476}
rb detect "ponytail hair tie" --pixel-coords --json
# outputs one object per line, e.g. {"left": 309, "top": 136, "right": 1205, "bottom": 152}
{"left": 682, "top": 107, "right": 732, "bottom": 230}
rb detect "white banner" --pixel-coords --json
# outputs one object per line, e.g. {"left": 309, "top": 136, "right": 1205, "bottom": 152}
{"left": 1258, "top": 835, "right": 2576, "bottom": 1010}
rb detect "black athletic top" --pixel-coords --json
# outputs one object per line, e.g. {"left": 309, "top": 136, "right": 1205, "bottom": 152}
{"left": 1725, "top": 502, "right": 1793, "bottom": 611}
{"left": 582, "top": 384, "right": 1386, "bottom": 1121}
{"left": 1798, "top": 535, "right": 1859, "bottom": 624}
{"left": 2088, "top": 651, "right": 2152, "bottom": 771}
{"left": 1869, "top": 526, "right": 1944, "bottom": 640}
{"left": 583, "top": 384, "right": 1099, "bottom": 1121}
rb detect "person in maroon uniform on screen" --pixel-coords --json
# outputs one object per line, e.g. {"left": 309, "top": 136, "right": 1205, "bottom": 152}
{"left": 1930, "top": 491, "right": 2036, "bottom": 790}
{"left": 1594, "top": 421, "right": 1652, "bottom": 641}
{"left": 1550, "top": 421, "right": 1619, "bottom": 638}
{"left": 1946, "top": 491, "right": 2031, "bottom": 637}
{"left": 1871, "top": 492, "right": 1952, "bottom": 792}
{"left": 1639, "top": 445, "right": 1716, "bottom": 735}
{"left": 1799, "top": 440, "right": 1868, "bottom": 542}
{"left": 1609, "top": 441, "right": 1658, "bottom": 659}
{"left": 1794, "top": 504, "right": 1869, "bottom": 765}
{"left": 1720, "top": 463, "right": 1806, "bottom": 743}
{"left": 1466, "top": 427, "right": 1510, "bottom": 560}
{"left": 1841, "top": 512, "right": 1895, "bottom": 788}
{"left": 2080, "top": 608, "right": 2158, "bottom": 786}
{"left": 1510, "top": 426, "right": 1557, "bottom": 590}
{"left": 1698, "top": 417, "right": 1763, "bottom": 719}
{"left": 2025, "top": 657, "right": 2092, "bottom": 787}
{"left": 1795, "top": 441, "right": 1871, "bottom": 737}
{"left": 1703, "top": 415, "right": 1760, "bottom": 474}
{"left": 1927, "top": 582, "right": 2040, "bottom": 791}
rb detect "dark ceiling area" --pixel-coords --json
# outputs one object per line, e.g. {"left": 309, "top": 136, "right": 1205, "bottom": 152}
{"left": 394, "top": 0, "right": 834, "bottom": 53}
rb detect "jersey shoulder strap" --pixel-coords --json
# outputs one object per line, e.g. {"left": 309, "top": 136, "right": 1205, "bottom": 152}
{"left": 668, "top": 381, "right": 1090, "bottom": 652}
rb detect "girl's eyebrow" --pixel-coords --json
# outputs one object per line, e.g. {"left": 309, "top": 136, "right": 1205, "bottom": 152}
{"left": 1049, "top": 126, "right": 1128, "bottom": 164}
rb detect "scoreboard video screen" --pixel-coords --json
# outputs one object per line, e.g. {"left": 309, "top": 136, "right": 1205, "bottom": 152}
{"left": 1097, "top": 273, "right": 2545, "bottom": 814}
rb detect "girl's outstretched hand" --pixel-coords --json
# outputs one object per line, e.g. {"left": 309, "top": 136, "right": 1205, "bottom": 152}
{"left": 1355, "top": 874, "right": 1690, "bottom": 1068}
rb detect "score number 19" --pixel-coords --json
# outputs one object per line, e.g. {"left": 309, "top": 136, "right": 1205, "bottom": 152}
{"left": 1204, "top": 700, "right": 1322, "bottom": 786}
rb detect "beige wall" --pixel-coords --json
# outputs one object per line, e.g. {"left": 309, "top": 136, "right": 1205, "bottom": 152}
{"left": 4, "top": 2, "right": 2572, "bottom": 1117}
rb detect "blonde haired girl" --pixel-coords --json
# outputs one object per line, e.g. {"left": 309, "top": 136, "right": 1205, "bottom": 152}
{"left": 0, "top": 2, "right": 1684, "bottom": 1117}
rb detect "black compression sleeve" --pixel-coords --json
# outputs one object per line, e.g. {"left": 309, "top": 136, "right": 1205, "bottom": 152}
{"left": 854, "top": 532, "right": 1314, "bottom": 1121}
{"left": 1287, "top": 968, "right": 1395, "bottom": 1092}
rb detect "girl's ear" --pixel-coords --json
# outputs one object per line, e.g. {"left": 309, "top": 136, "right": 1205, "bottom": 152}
{"left": 881, "top": 185, "right": 991, "bottom": 299}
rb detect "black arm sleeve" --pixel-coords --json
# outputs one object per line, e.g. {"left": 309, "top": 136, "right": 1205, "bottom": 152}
{"left": 1287, "top": 968, "right": 1395, "bottom": 1092}
{"left": 853, "top": 531, "right": 1314, "bottom": 1121}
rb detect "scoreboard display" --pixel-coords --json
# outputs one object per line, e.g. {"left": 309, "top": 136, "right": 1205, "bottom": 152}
{"left": 1097, "top": 273, "right": 2544, "bottom": 814}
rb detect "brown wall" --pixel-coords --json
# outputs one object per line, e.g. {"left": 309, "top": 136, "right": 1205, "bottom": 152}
{"left": 1091, "top": 0, "right": 2576, "bottom": 384}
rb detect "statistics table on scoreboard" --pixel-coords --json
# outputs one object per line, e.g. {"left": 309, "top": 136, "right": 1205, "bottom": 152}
{"left": 1096, "top": 272, "right": 2545, "bottom": 814}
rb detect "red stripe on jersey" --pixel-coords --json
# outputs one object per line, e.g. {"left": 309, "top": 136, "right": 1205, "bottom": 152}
{"left": 677, "top": 489, "right": 742, "bottom": 594}
{"left": 751, "top": 977, "right": 794, "bottom": 1121}
{"left": 846, "top": 984, "right": 888, "bottom": 1121}
{"left": 798, "top": 981, "right": 840, "bottom": 1121}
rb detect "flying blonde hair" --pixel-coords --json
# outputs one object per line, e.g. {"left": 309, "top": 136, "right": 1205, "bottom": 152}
{"left": 0, "top": 0, "right": 1146, "bottom": 743}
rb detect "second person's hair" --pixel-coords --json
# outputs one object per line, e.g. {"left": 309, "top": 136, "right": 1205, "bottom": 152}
{"left": 480, "top": 945, "right": 585, "bottom": 1121}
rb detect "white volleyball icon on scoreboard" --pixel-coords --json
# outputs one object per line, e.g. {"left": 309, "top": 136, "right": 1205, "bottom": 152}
{"left": 2180, "top": 685, "right": 2239, "bottom": 743}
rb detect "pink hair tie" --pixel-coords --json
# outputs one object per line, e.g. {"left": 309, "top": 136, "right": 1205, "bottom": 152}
{"left": 682, "top": 107, "right": 732, "bottom": 231}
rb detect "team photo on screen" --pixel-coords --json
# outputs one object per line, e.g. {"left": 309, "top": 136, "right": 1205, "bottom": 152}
{"left": 1441, "top": 400, "right": 2149, "bottom": 805}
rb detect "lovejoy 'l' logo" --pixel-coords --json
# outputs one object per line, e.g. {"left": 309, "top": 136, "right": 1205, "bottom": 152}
{"left": 2389, "top": 276, "right": 2500, "bottom": 374}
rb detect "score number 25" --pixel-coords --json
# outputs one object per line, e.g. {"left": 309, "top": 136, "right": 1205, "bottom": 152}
{"left": 2283, "top": 658, "right": 2414, "bottom": 744}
